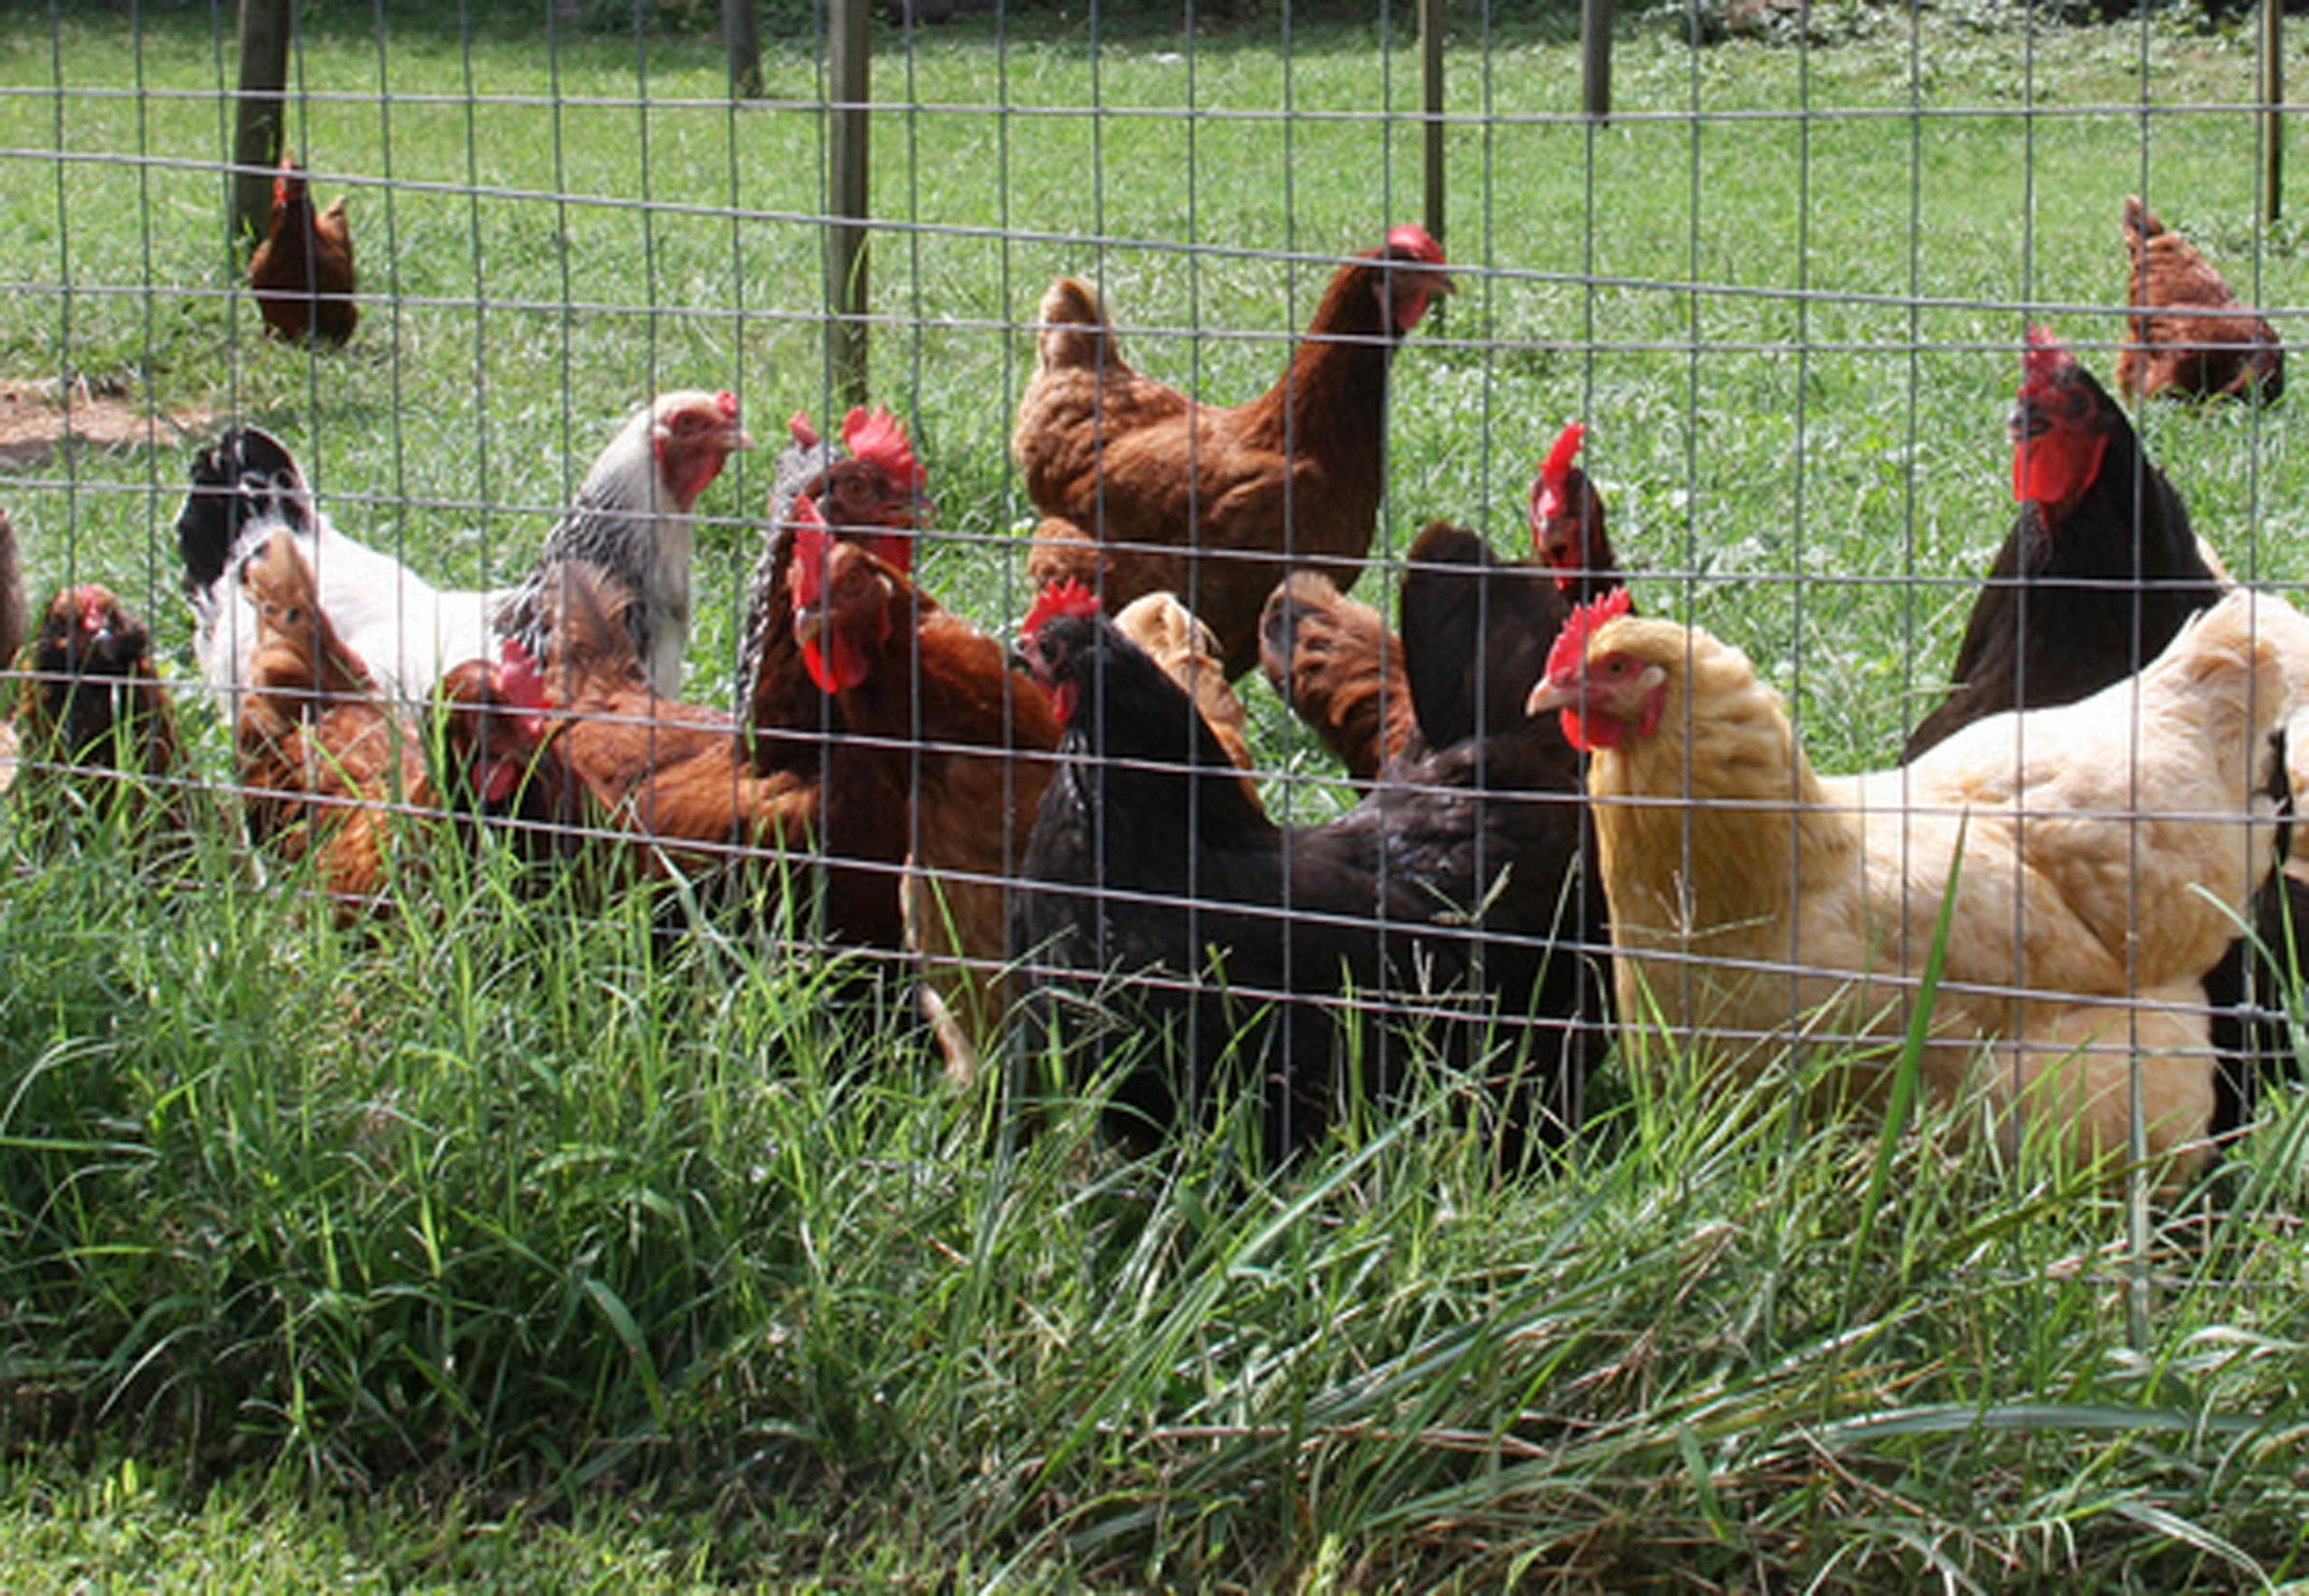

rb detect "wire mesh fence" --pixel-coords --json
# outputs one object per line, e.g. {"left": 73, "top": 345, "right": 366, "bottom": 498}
{"left": 2, "top": 0, "right": 2304, "bottom": 1170}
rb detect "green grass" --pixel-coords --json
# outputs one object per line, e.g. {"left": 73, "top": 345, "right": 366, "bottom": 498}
{"left": 4, "top": 3, "right": 2309, "bottom": 1586}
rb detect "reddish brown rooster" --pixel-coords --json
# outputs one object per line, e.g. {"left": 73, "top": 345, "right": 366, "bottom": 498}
{"left": 1014, "top": 227, "right": 1455, "bottom": 680}
{"left": 740, "top": 405, "right": 931, "bottom": 767}
{"left": 1260, "top": 421, "right": 1620, "bottom": 779}
{"left": 2116, "top": 195, "right": 2284, "bottom": 403}
{"left": 246, "top": 157, "right": 357, "bottom": 346}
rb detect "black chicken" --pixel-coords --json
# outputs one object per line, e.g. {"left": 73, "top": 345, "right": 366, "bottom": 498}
{"left": 1010, "top": 580, "right": 1609, "bottom": 1165}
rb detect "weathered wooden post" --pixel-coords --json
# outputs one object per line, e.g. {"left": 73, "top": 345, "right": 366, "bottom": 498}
{"left": 828, "top": 0, "right": 871, "bottom": 408}
{"left": 1583, "top": 0, "right": 1613, "bottom": 120}
{"left": 232, "top": 0, "right": 292, "bottom": 247}
{"left": 2260, "top": 0, "right": 2282, "bottom": 223}
{"left": 727, "top": 0, "right": 764, "bottom": 100}
{"left": 1421, "top": 0, "right": 1445, "bottom": 251}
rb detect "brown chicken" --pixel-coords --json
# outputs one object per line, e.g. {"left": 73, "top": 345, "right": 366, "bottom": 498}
{"left": 10, "top": 583, "right": 196, "bottom": 841}
{"left": 429, "top": 651, "right": 589, "bottom": 869}
{"left": 2115, "top": 195, "right": 2284, "bottom": 402}
{"left": 235, "top": 530, "right": 427, "bottom": 914}
{"left": 791, "top": 505, "right": 1063, "bottom": 1072}
{"left": 246, "top": 157, "right": 357, "bottom": 346}
{"left": 1261, "top": 421, "right": 1619, "bottom": 779}
{"left": 1014, "top": 226, "right": 1455, "bottom": 680}
{"left": 524, "top": 556, "right": 910, "bottom": 947}
{"left": 0, "top": 505, "right": 23, "bottom": 683}
{"left": 740, "top": 405, "right": 931, "bottom": 766}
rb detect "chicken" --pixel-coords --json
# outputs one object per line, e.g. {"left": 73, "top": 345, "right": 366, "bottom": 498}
{"left": 1112, "top": 591, "right": 1253, "bottom": 771}
{"left": 1903, "top": 326, "right": 2301, "bottom": 1149}
{"left": 1260, "top": 421, "right": 1621, "bottom": 779}
{"left": 1012, "top": 579, "right": 1608, "bottom": 1163}
{"left": 1904, "top": 327, "right": 2224, "bottom": 761}
{"left": 737, "top": 405, "right": 931, "bottom": 768}
{"left": 177, "top": 392, "right": 750, "bottom": 707}
{"left": 1014, "top": 226, "right": 1456, "bottom": 680}
{"left": 234, "top": 529, "right": 428, "bottom": 915}
{"left": 0, "top": 505, "right": 23, "bottom": 684}
{"left": 791, "top": 508, "right": 1063, "bottom": 1072}
{"left": 2115, "top": 196, "right": 2284, "bottom": 403}
{"left": 9, "top": 584, "right": 196, "bottom": 841}
{"left": 522, "top": 555, "right": 910, "bottom": 947}
{"left": 246, "top": 157, "right": 357, "bottom": 346}
{"left": 428, "top": 652, "right": 585, "bottom": 869}
{"left": 1528, "top": 584, "right": 2309, "bottom": 1191}
{"left": 1258, "top": 571, "right": 1415, "bottom": 781}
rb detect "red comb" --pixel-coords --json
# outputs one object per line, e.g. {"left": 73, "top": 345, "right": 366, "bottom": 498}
{"left": 1022, "top": 578, "right": 1101, "bottom": 640}
{"left": 788, "top": 496, "right": 834, "bottom": 606}
{"left": 787, "top": 410, "right": 820, "bottom": 450}
{"left": 75, "top": 586, "right": 112, "bottom": 633}
{"left": 2020, "top": 325, "right": 2071, "bottom": 397}
{"left": 1545, "top": 586, "right": 1633, "bottom": 685}
{"left": 1385, "top": 223, "right": 1446, "bottom": 266}
{"left": 1540, "top": 421, "right": 1587, "bottom": 491}
{"left": 714, "top": 389, "right": 740, "bottom": 420}
{"left": 839, "top": 406, "right": 925, "bottom": 494}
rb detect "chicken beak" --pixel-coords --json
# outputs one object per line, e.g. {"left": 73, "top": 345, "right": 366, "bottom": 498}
{"left": 728, "top": 424, "right": 758, "bottom": 453}
{"left": 1524, "top": 678, "right": 1575, "bottom": 717}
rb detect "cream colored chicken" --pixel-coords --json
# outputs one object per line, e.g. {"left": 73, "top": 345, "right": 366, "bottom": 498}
{"left": 1528, "top": 585, "right": 2309, "bottom": 1190}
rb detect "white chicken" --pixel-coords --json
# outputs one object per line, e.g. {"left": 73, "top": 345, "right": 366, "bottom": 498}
{"left": 175, "top": 390, "right": 752, "bottom": 707}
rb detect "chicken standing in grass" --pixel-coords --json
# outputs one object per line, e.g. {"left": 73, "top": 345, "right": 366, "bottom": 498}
{"left": 1014, "top": 579, "right": 1607, "bottom": 1163}
{"left": 178, "top": 392, "right": 751, "bottom": 708}
{"left": 10, "top": 584, "right": 196, "bottom": 841}
{"left": 791, "top": 508, "right": 1064, "bottom": 1071}
{"left": 234, "top": 530, "right": 429, "bottom": 916}
{"left": 1014, "top": 226, "right": 1455, "bottom": 680}
{"left": 2116, "top": 195, "right": 2284, "bottom": 403}
{"left": 246, "top": 157, "right": 358, "bottom": 347}
{"left": 1531, "top": 584, "right": 2309, "bottom": 1192}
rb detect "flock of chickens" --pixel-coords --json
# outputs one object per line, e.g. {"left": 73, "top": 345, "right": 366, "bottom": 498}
{"left": 1, "top": 171, "right": 2300, "bottom": 1194}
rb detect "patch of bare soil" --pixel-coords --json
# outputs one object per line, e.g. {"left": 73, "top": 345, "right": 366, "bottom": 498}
{"left": 0, "top": 376, "right": 216, "bottom": 466}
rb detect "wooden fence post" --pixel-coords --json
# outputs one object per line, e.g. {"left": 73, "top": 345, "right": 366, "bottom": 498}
{"left": 1421, "top": 0, "right": 1445, "bottom": 251}
{"left": 2260, "top": 0, "right": 2283, "bottom": 224}
{"left": 1583, "top": 0, "right": 1613, "bottom": 121}
{"left": 727, "top": 0, "right": 764, "bottom": 100}
{"left": 828, "top": 0, "right": 871, "bottom": 409}
{"left": 232, "top": 0, "right": 292, "bottom": 248}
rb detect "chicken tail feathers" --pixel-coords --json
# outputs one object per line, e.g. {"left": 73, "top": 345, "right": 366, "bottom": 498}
{"left": 535, "top": 561, "right": 642, "bottom": 686}
{"left": 2121, "top": 194, "right": 2162, "bottom": 253}
{"left": 177, "top": 426, "right": 313, "bottom": 600}
{"left": 1033, "top": 277, "right": 1120, "bottom": 373}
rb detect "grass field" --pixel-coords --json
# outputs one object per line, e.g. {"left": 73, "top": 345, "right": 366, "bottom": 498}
{"left": 3, "top": 2, "right": 2309, "bottom": 1586}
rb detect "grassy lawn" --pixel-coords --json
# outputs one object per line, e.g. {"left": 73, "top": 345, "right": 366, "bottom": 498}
{"left": 2, "top": 1, "right": 2308, "bottom": 1586}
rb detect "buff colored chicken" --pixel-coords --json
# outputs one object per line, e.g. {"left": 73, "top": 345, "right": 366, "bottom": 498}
{"left": 1529, "top": 585, "right": 2309, "bottom": 1192}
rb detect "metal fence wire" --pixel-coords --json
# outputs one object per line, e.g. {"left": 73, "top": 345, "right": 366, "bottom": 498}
{"left": 1, "top": 0, "right": 2303, "bottom": 1189}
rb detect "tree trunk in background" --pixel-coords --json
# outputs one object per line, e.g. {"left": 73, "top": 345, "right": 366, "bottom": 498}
{"left": 828, "top": 0, "right": 871, "bottom": 409}
{"left": 232, "top": 0, "right": 291, "bottom": 248}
